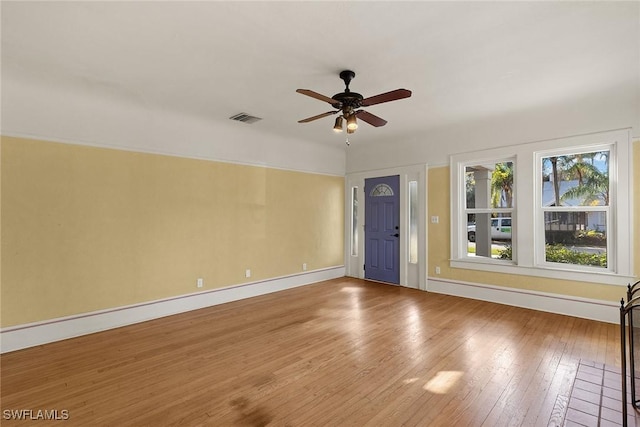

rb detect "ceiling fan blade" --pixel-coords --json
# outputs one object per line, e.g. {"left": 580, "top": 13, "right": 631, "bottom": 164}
{"left": 361, "top": 89, "right": 412, "bottom": 107}
{"left": 298, "top": 111, "right": 337, "bottom": 123}
{"left": 355, "top": 110, "right": 387, "bottom": 127}
{"left": 296, "top": 89, "right": 340, "bottom": 105}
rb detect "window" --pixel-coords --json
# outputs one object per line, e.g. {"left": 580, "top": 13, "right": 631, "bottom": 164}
{"left": 450, "top": 129, "right": 632, "bottom": 285}
{"left": 538, "top": 149, "right": 610, "bottom": 270}
{"left": 409, "top": 180, "right": 418, "bottom": 264}
{"left": 351, "top": 186, "right": 358, "bottom": 256}
{"left": 370, "top": 183, "right": 394, "bottom": 197}
{"left": 464, "top": 161, "right": 514, "bottom": 261}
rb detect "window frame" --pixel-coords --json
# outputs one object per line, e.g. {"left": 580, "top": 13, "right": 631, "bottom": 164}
{"left": 461, "top": 158, "right": 516, "bottom": 264}
{"left": 450, "top": 129, "right": 633, "bottom": 286}
{"left": 535, "top": 145, "right": 613, "bottom": 273}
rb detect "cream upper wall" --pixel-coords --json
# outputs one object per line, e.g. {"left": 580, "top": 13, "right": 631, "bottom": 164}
{"left": 3, "top": 74, "right": 347, "bottom": 177}
{"left": 428, "top": 140, "right": 639, "bottom": 302}
{"left": 346, "top": 80, "right": 638, "bottom": 173}
{"left": 1, "top": 136, "right": 344, "bottom": 327}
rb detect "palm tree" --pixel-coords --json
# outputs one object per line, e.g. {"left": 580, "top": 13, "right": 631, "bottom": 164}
{"left": 465, "top": 171, "right": 475, "bottom": 208}
{"left": 548, "top": 157, "right": 562, "bottom": 207}
{"left": 563, "top": 152, "right": 598, "bottom": 186}
{"left": 491, "top": 162, "right": 514, "bottom": 208}
{"left": 551, "top": 151, "right": 609, "bottom": 206}
{"left": 561, "top": 161, "right": 609, "bottom": 205}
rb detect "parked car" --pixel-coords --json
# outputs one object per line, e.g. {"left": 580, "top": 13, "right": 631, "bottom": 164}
{"left": 468, "top": 217, "right": 512, "bottom": 242}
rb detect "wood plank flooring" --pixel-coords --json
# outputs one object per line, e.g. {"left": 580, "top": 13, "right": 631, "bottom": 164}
{"left": 0, "top": 278, "right": 622, "bottom": 426}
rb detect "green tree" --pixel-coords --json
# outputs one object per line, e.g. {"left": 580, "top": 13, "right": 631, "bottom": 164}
{"left": 543, "top": 152, "right": 608, "bottom": 207}
{"left": 490, "top": 162, "right": 514, "bottom": 208}
{"left": 561, "top": 160, "right": 609, "bottom": 205}
{"left": 544, "top": 156, "right": 564, "bottom": 207}
{"left": 465, "top": 171, "right": 475, "bottom": 208}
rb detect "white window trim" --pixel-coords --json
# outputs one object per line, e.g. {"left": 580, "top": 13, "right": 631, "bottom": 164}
{"left": 450, "top": 129, "right": 633, "bottom": 286}
{"left": 461, "top": 157, "right": 517, "bottom": 264}
{"left": 535, "top": 143, "right": 614, "bottom": 273}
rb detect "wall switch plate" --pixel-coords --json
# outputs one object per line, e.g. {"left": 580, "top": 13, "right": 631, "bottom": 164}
{"left": 245, "top": 269, "right": 251, "bottom": 278}
{"left": 431, "top": 216, "right": 439, "bottom": 224}
{"left": 197, "top": 278, "right": 204, "bottom": 288}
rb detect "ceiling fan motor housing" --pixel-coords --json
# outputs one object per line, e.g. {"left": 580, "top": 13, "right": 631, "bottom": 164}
{"left": 331, "top": 92, "right": 363, "bottom": 111}
{"left": 332, "top": 70, "right": 362, "bottom": 111}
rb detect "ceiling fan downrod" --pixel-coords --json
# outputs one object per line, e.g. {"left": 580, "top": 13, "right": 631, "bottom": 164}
{"left": 339, "top": 70, "right": 356, "bottom": 93}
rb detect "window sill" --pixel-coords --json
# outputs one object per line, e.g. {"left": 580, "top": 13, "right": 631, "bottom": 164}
{"left": 450, "top": 258, "right": 634, "bottom": 286}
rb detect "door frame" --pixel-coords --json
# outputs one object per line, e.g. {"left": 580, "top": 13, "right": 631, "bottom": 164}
{"left": 345, "top": 164, "right": 428, "bottom": 290}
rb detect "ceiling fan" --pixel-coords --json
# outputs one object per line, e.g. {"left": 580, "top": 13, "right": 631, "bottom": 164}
{"left": 296, "top": 70, "right": 412, "bottom": 135}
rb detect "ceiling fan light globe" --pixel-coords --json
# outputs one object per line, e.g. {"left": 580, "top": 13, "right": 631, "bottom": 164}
{"left": 333, "top": 116, "right": 344, "bottom": 132}
{"left": 346, "top": 115, "right": 358, "bottom": 131}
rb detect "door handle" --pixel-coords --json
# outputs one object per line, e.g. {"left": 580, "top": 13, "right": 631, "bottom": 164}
{"left": 391, "top": 233, "right": 399, "bottom": 237}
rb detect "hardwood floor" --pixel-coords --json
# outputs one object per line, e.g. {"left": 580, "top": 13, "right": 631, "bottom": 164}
{"left": 1, "top": 278, "right": 621, "bottom": 426}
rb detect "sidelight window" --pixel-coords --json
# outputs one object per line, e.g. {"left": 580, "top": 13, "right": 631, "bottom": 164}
{"left": 409, "top": 180, "right": 418, "bottom": 264}
{"left": 351, "top": 186, "right": 358, "bottom": 256}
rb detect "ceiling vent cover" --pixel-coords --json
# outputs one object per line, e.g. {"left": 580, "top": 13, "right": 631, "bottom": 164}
{"left": 229, "top": 113, "right": 262, "bottom": 124}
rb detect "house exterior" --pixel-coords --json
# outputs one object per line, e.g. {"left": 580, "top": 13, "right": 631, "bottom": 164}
{"left": 542, "top": 180, "right": 607, "bottom": 233}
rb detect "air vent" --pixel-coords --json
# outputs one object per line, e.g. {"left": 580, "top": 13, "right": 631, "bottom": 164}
{"left": 229, "top": 113, "right": 262, "bottom": 124}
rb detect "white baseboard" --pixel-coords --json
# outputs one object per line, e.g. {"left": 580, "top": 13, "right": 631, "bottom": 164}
{"left": 0, "top": 267, "right": 345, "bottom": 353}
{"left": 426, "top": 277, "right": 620, "bottom": 324}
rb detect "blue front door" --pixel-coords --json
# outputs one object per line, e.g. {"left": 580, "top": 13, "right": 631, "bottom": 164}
{"left": 364, "top": 175, "right": 400, "bottom": 284}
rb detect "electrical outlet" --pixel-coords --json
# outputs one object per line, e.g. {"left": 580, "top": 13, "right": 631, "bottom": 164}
{"left": 435, "top": 266, "right": 441, "bottom": 275}
{"left": 245, "top": 269, "right": 251, "bottom": 278}
{"left": 431, "top": 216, "right": 439, "bottom": 224}
{"left": 197, "top": 278, "right": 204, "bottom": 288}
{"left": 302, "top": 263, "right": 307, "bottom": 271}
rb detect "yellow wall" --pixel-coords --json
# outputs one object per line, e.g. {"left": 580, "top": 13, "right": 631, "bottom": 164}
{"left": 428, "top": 139, "right": 639, "bottom": 302}
{"left": 1, "top": 136, "right": 344, "bottom": 327}
{"left": 1, "top": 136, "right": 635, "bottom": 327}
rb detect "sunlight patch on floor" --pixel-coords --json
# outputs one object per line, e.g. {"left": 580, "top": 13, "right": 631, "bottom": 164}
{"left": 423, "top": 371, "right": 464, "bottom": 394}
{"left": 339, "top": 286, "right": 364, "bottom": 293}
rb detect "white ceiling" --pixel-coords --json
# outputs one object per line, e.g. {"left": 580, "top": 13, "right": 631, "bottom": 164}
{"left": 2, "top": 1, "right": 639, "bottom": 150}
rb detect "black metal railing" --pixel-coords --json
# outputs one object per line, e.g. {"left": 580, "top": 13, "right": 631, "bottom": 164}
{"left": 620, "top": 280, "right": 640, "bottom": 426}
